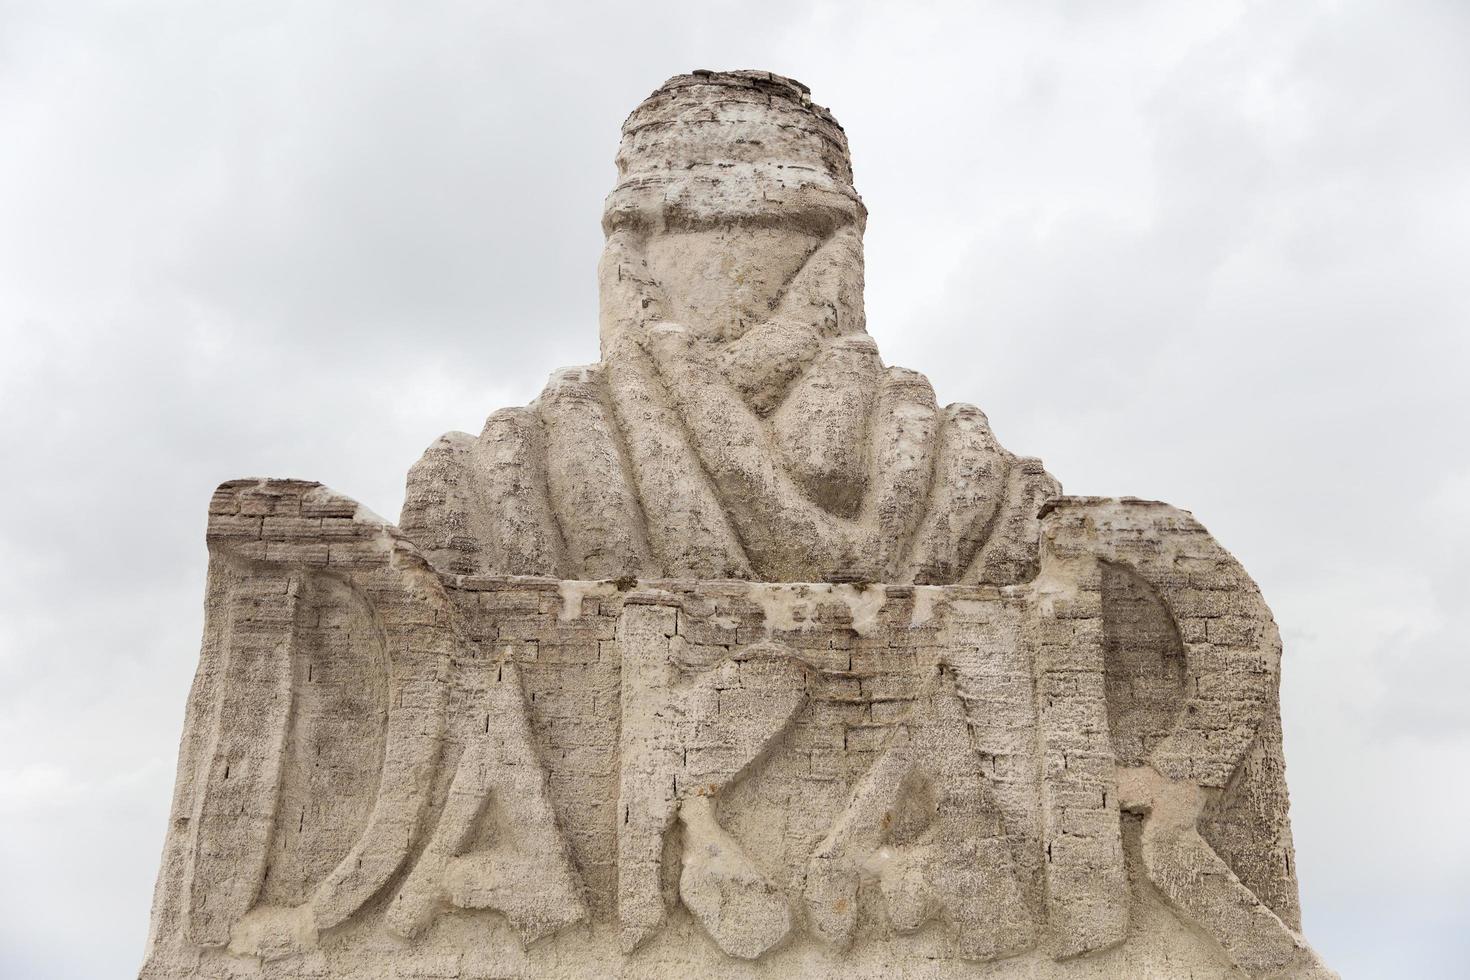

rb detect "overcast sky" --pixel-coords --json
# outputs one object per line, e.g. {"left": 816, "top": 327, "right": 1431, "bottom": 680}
{"left": 1, "top": 2, "right": 1466, "bottom": 977}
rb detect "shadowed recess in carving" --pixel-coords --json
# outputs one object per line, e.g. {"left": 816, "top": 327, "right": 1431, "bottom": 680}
{"left": 1101, "top": 560, "right": 1186, "bottom": 767}
{"left": 257, "top": 573, "right": 389, "bottom": 907}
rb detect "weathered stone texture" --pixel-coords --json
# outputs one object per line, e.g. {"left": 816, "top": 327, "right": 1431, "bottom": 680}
{"left": 142, "top": 70, "right": 1333, "bottom": 979}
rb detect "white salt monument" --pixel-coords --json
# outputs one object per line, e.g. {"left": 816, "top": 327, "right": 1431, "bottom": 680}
{"left": 142, "top": 70, "right": 1335, "bottom": 980}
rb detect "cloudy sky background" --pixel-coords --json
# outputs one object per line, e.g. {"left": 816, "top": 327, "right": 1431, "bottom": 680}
{"left": 2, "top": 1, "right": 1466, "bottom": 976}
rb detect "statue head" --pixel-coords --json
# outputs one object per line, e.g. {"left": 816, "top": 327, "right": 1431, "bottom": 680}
{"left": 599, "top": 71, "right": 867, "bottom": 358}
{"left": 604, "top": 70, "right": 863, "bottom": 234}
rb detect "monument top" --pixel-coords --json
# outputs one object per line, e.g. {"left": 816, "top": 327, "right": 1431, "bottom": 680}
{"left": 397, "top": 68, "right": 1063, "bottom": 586}
{"left": 610, "top": 70, "right": 858, "bottom": 226}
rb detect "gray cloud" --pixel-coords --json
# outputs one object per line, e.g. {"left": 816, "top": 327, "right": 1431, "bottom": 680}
{"left": 1, "top": 1, "right": 1465, "bottom": 976}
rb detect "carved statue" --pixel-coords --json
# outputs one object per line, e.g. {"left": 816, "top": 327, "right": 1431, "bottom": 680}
{"left": 401, "top": 71, "right": 1056, "bottom": 586}
{"left": 141, "top": 70, "right": 1336, "bottom": 979}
